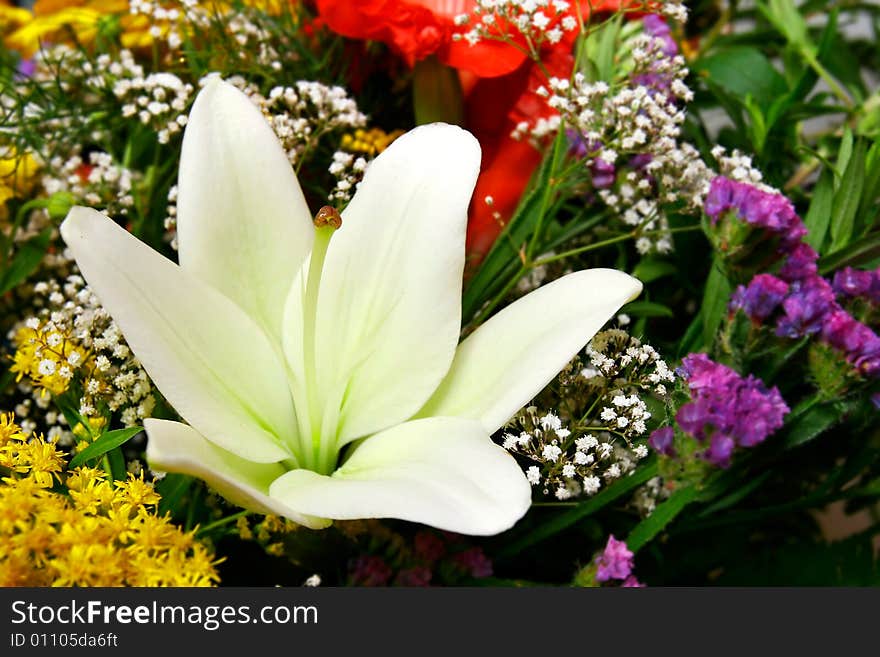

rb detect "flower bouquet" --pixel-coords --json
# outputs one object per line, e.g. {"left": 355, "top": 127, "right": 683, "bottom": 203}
{"left": 1, "top": 0, "right": 879, "bottom": 587}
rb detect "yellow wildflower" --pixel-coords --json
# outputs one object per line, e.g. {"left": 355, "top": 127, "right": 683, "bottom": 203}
{"left": 10, "top": 321, "right": 93, "bottom": 398}
{"left": 341, "top": 128, "right": 404, "bottom": 157}
{"left": 0, "top": 411, "right": 221, "bottom": 587}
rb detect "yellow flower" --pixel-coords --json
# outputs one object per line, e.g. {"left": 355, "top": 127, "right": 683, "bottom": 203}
{"left": 340, "top": 127, "right": 404, "bottom": 157}
{"left": 0, "top": 411, "right": 221, "bottom": 587}
{"left": 6, "top": 0, "right": 150, "bottom": 56}
{"left": 0, "top": 0, "right": 32, "bottom": 41}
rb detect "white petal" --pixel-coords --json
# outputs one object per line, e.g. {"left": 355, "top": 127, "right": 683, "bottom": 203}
{"left": 177, "top": 77, "right": 314, "bottom": 340}
{"left": 419, "top": 269, "right": 643, "bottom": 433}
{"left": 61, "top": 207, "right": 297, "bottom": 463}
{"left": 145, "top": 420, "right": 330, "bottom": 529}
{"left": 268, "top": 417, "right": 531, "bottom": 535}
{"left": 294, "top": 124, "right": 480, "bottom": 447}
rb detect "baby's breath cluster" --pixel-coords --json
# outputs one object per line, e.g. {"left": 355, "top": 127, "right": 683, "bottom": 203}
{"left": 454, "top": 0, "right": 581, "bottom": 55}
{"left": 42, "top": 150, "right": 140, "bottom": 217}
{"left": 259, "top": 81, "right": 366, "bottom": 167}
{"left": 108, "top": 51, "right": 194, "bottom": 144}
{"left": 8, "top": 268, "right": 155, "bottom": 440}
{"left": 503, "top": 329, "right": 673, "bottom": 500}
{"left": 0, "top": 412, "right": 220, "bottom": 587}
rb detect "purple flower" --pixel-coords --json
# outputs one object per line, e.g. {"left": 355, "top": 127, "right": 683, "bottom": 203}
{"left": 832, "top": 267, "right": 875, "bottom": 299}
{"left": 705, "top": 434, "right": 736, "bottom": 467}
{"left": 779, "top": 243, "right": 819, "bottom": 282}
{"left": 642, "top": 15, "right": 678, "bottom": 56}
{"left": 621, "top": 576, "right": 645, "bottom": 587}
{"left": 349, "top": 555, "right": 392, "bottom": 587}
{"left": 595, "top": 535, "right": 634, "bottom": 582}
{"left": 393, "top": 567, "right": 432, "bottom": 587}
{"left": 730, "top": 274, "right": 790, "bottom": 321}
{"left": 452, "top": 548, "right": 493, "bottom": 579}
{"left": 591, "top": 158, "right": 616, "bottom": 189}
{"left": 648, "top": 426, "right": 675, "bottom": 456}
{"left": 675, "top": 354, "right": 789, "bottom": 467}
{"left": 776, "top": 275, "right": 837, "bottom": 338}
{"left": 705, "top": 177, "right": 806, "bottom": 249}
{"left": 414, "top": 531, "right": 446, "bottom": 564}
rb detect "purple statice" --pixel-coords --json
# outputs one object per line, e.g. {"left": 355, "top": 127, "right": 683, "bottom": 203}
{"left": 414, "top": 531, "right": 447, "bottom": 564}
{"left": 566, "top": 130, "right": 616, "bottom": 188}
{"left": 349, "top": 555, "right": 392, "bottom": 586}
{"left": 595, "top": 536, "right": 634, "bottom": 583}
{"left": 642, "top": 15, "right": 678, "bottom": 56}
{"left": 705, "top": 177, "right": 807, "bottom": 250}
{"left": 451, "top": 547, "right": 493, "bottom": 579}
{"left": 590, "top": 158, "right": 616, "bottom": 189}
{"left": 393, "top": 567, "right": 432, "bottom": 587}
{"left": 822, "top": 309, "right": 880, "bottom": 377}
{"left": 648, "top": 426, "right": 675, "bottom": 457}
{"left": 832, "top": 267, "right": 880, "bottom": 303}
{"left": 676, "top": 354, "right": 789, "bottom": 467}
{"left": 775, "top": 275, "right": 837, "bottom": 338}
{"left": 779, "top": 243, "right": 819, "bottom": 282}
{"left": 730, "top": 274, "right": 790, "bottom": 322}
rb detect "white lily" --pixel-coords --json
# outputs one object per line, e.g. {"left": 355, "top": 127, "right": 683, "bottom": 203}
{"left": 60, "top": 78, "right": 642, "bottom": 535}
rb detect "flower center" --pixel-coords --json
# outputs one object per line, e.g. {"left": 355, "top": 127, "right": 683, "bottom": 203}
{"left": 300, "top": 206, "right": 342, "bottom": 474}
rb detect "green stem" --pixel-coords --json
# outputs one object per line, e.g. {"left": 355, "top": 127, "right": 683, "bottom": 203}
{"left": 196, "top": 510, "right": 250, "bottom": 536}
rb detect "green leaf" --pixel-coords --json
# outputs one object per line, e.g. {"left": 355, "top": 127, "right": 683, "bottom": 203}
{"left": 68, "top": 426, "right": 144, "bottom": 468}
{"left": 157, "top": 473, "right": 196, "bottom": 517}
{"left": 626, "top": 484, "right": 701, "bottom": 553}
{"left": 591, "top": 14, "right": 622, "bottom": 83}
{"left": 701, "top": 258, "right": 732, "bottom": 348}
{"left": 803, "top": 170, "right": 834, "bottom": 251}
{"left": 829, "top": 139, "right": 867, "bottom": 252}
{"left": 694, "top": 47, "right": 788, "bottom": 111}
{"left": 632, "top": 258, "right": 677, "bottom": 284}
{"left": 462, "top": 130, "right": 566, "bottom": 321}
{"left": 0, "top": 229, "right": 52, "bottom": 296}
{"left": 819, "top": 230, "right": 880, "bottom": 274}
{"left": 497, "top": 461, "right": 659, "bottom": 559}
{"left": 621, "top": 300, "right": 674, "bottom": 318}
{"left": 834, "top": 127, "right": 855, "bottom": 191}
{"left": 782, "top": 401, "right": 842, "bottom": 449}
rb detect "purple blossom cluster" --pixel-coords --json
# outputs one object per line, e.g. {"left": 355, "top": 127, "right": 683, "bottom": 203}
{"left": 719, "top": 176, "right": 880, "bottom": 378}
{"left": 705, "top": 176, "right": 807, "bottom": 250}
{"left": 633, "top": 15, "right": 680, "bottom": 95}
{"left": 832, "top": 267, "right": 880, "bottom": 303}
{"left": 595, "top": 536, "right": 642, "bottom": 587}
{"left": 347, "top": 531, "right": 493, "bottom": 587}
{"left": 651, "top": 354, "right": 789, "bottom": 467}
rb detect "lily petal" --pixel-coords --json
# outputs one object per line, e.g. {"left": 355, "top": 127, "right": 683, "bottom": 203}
{"left": 177, "top": 77, "right": 314, "bottom": 340}
{"left": 268, "top": 417, "right": 530, "bottom": 535}
{"left": 303, "top": 123, "right": 481, "bottom": 445}
{"left": 61, "top": 207, "right": 298, "bottom": 463}
{"left": 419, "top": 269, "right": 643, "bottom": 433}
{"left": 145, "top": 420, "right": 330, "bottom": 529}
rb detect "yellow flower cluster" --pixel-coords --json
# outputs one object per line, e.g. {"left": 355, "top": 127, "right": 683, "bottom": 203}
{"left": 0, "top": 413, "right": 221, "bottom": 587}
{"left": 340, "top": 128, "right": 404, "bottom": 157}
{"left": 10, "top": 322, "right": 92, "bottom": 397}
{"left": 236, "top": 513, "right": 299, "bottom": 557}
{"left": 4, "top": 0, "right": 291, "bottom": 57}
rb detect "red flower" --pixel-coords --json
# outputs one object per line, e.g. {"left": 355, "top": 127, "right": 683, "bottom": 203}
{"left": 315, "top": 0, "right": 528, "bottom": 77}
